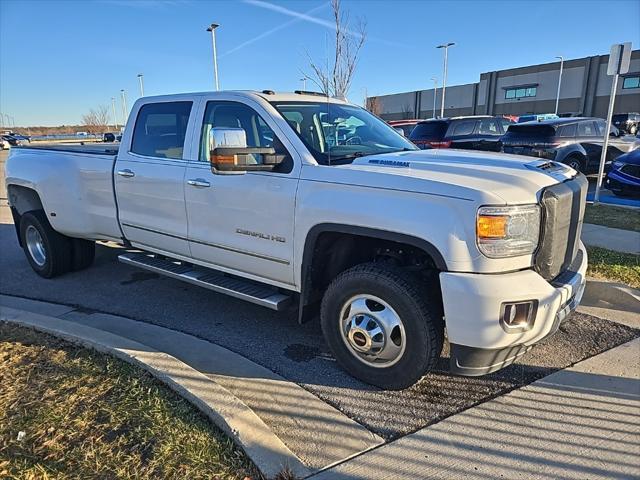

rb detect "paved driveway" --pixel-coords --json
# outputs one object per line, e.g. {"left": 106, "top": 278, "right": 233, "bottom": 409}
{"left": 1, "top": 149, "right": 638, "bottom": 440}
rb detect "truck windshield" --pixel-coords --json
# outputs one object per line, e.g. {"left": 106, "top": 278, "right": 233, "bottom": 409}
{"left": 271, "top": 101, "right": 417, "bottom": 165}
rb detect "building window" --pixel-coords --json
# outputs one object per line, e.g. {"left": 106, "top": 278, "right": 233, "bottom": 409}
{"left": 622, "top": 76, "right": 640, "bottom": 89}
{"left": 504, "top": 86, "right": 537, "bottom": 99}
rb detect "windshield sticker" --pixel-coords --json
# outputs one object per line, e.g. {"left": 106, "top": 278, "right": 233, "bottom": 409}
{"left": 368, "top": 159, "right": 410, "bottom": 168}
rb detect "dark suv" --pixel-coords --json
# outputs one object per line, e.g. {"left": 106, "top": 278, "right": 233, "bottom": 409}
{"left": 501, "top": 117, "right": 627, "bottom": 174}
{"left": 612, "top": 113, "right": 639, "bottom": 135}
{"left": 408, "top": 116, "right": 513, "bottom": 151}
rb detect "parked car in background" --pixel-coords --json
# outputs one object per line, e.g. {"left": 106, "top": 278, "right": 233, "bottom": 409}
{"left": 517, "top": 113, "right": 559, "bottom": 123}
{"left": 387, "top": 119, "right": 423, "bottom": 137}
{"left": 5, "top": 133, "right": 31, "bottom": 143}
{"left": 1, "top": 135, "right": 24, "bottom": 147}
{"left": 612, "top": 113, "right": 640, "bottom": 135}
{"left": 103, "top": 132, "right": 117, "bottom": 142}
{"left": 409, "top": 116, "right": 513, "bottom": 151}
{"left": 605, "top": 148, "right": 640, "bottom": 197}
{"left": 502, "top": 117, "right": 626, "bottom": 174}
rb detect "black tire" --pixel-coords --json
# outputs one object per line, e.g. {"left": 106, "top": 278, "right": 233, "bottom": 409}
{"left": 563, "top": 155, "right": 585, "bottom": 173}
{"left": 19, "top": 211, "right": 72, "bottom": 278}
{"left": 70, "top": 238, "right": 95, "bottom": 271}
{"left": 320, "top": 262, "right": 444, "bottom": 390}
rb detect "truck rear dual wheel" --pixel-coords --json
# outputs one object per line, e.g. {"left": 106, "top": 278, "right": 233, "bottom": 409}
{"left": 320, "top": 262, "right": 444, "bottom": 390}
{"left": 20, "top": 211, "right": 95, "bottom": 278}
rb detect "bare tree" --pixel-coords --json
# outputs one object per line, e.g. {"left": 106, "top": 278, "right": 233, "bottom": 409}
{"left": 306, "top": 0, "right": 366, "bottom": 99}
{"left": 81, "top": 105, "right": 110, "bottom": 134}
{"left": 365, "top": 95, "right": 382, "bottom": 116}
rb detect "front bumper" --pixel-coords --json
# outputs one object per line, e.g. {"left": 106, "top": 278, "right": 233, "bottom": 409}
{"left": 441, "top": 242, "right": 587, "bottom": 376}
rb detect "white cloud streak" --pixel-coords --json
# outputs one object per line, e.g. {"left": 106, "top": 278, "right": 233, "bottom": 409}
{"left": 243, "top": 0, "right": 408, "bottom": 48}
{"left": 222, "top": 2, "right": 329, "bottom": 57}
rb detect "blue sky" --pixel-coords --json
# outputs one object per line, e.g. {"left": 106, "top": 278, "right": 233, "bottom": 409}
{"left": 1, "top": 0, "right": 638, "bottom": 126}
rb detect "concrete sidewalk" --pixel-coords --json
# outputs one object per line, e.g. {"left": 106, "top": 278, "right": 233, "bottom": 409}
{"left": 311, "top": 338, "right": 640, "bottom": 480}
{"left": 582, "top": 223, "right": 639, "bottom": 254}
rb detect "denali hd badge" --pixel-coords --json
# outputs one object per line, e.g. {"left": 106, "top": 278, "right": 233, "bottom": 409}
{"left": 236, "top": 228, "right": 286, "bottom": 243}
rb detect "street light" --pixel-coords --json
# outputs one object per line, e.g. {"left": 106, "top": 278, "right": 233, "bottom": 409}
{"left": 120, "top": 89, "right": 128, "bottom": 126}
{"left": 430, "top": 77, "right": 438, "bottom": 118}
{"left": 138, "top": 73, "right": 145, "bottom": 97}
{"left": 554, "top": 56, "right": 564, "bottom": 115}
{"left": 111, "top": 97, "right": 118, "bottom": 130}
{"left": 300, "top": 77, "right": 307, "bottom": 90}
{"left": 436, "top": 42, "right": 455, "bottom": 118}
{"left": 206, "top": 23, "right": 220, "bottom": 91}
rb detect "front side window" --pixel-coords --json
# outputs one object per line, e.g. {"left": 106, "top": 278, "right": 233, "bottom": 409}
{"left": 477, "top": 118, "right": 500, "bottom": 135}
{"left": 131, "top": 101, "right": 192, "bottom": 159}
{"left": 199, "top": 101, "right": 289, "bottom": 169}
{"left": 271, "top": 101, "right": 416, "bottom": 165}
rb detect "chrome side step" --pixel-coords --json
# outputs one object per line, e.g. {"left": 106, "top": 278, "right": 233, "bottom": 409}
{"left": 118, "top": 252, "right": 291, "bottom": 311}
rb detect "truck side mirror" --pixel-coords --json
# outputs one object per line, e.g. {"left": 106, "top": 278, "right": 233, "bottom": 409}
{"left": 394, "top": 127, "right": 406, "bottom": 137}
{"left": 207, "top": 126, "right": 284, "bottom": 173}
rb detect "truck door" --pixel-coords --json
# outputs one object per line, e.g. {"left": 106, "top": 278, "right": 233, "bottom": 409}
{"left": 114, "top": 100, "right": 194, "bottom": 257}
{"left": 184, "top": 100, "right": 299, "bottom": 287}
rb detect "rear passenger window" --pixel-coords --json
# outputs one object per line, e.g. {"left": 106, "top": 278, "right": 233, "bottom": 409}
{"left": 577, "top": 121, "right": 597, "bottom": 137}
{"left": 131, "top": 102, "right": 192, "bottom": 159}
{"left": 451, "top": 120, "right": 476, "bottom": 136}
{"left": 559, "top": 124, "right": 576, "bottom": 137}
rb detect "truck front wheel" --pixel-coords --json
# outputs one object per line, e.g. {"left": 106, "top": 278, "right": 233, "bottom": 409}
{"left": 20, "top": 211, "right": 72, "bottom": 278}
{"left": 320, "top": 263, "right": 444, "bottom": 390}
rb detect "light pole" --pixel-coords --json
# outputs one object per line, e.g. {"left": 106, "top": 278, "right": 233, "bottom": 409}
{"left": 430, "top": 77, "right": 438, "bottom": 118}
{"left": 137, "top": 74, "right": 145, "bottom": 97}
{"left": 120, "top": 89, "right": 128, "bottom": 126}
{"left": 436, "top": 42, "right": 455, "bottom": 118}
{"left": 554, "top": 56, "right": 564, "bottom": 115}
{"left": 300, "top": 77, "right": 307, "bottom": 90}
{"left": 111, "top": 97, "right": 118, "bottom": 130}
{"left": 206, "top": 23, "right": 220, "bottom": 91}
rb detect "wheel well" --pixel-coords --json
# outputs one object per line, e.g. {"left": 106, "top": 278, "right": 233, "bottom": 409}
{"left": 7, "top": 185, "right": 45, "bottom": 247}
{"left": 7, "top": 185, "right": 44, "bottom": 215}
{"left": 299, "top": 227, "right": 444, "bottom": 322}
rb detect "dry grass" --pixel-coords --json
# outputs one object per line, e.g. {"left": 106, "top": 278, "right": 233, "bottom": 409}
{"left": 0, "top": 323, "right": 260, "bottom": 480}
{"left": 584, "top": 204, "right": 640, "bottom": 232}
{"left": 587, "top": 246, "right": 640, "bottom": 289}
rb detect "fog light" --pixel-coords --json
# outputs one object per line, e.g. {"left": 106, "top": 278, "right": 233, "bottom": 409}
{"left": 500, "top": 300, "right": 538, "bottom": 333}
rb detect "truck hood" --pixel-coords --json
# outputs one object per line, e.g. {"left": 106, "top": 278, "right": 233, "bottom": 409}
{"left": 326, "top": 148, "right": 577, "bottom": 204}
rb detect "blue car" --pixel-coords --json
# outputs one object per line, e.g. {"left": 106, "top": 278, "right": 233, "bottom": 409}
{"left": 605, "top": 148, "right": 640, "bottom": 198}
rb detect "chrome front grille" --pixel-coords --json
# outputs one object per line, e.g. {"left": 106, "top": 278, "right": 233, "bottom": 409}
{"left": 535, "top": 174, "right": 588, "bottom": 281}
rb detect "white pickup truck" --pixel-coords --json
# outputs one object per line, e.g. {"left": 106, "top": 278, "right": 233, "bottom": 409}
{"left": 5, "top": 91, "right": 588, "bottom": 389}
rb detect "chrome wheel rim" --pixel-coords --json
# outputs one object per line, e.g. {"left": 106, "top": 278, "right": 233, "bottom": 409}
{"left": 25, "top": 225, "right": 46, "bottom": 267}
{"left": 339, "top": 294, "right": 406, "bottom": 368}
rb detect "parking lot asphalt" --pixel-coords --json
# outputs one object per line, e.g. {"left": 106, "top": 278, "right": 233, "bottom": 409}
{"left": 1, "top": 149, "right": 638, "bottom": 440}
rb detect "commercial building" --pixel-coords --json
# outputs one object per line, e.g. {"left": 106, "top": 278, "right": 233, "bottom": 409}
{"left": 371, "top": 49, "right": 640, "bottom": 120}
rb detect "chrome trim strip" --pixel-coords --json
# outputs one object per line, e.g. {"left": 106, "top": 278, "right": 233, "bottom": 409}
{"left": 121, "top": 222, "right": 290, "bottom": 265}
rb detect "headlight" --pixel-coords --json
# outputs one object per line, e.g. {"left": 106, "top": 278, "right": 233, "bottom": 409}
{"left": 477, "top": 204, "right": 541, "bottom": 258}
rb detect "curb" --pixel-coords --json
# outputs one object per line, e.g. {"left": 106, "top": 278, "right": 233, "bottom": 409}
{"left": 0, "top": 306, "right": 311, "bottom": 479}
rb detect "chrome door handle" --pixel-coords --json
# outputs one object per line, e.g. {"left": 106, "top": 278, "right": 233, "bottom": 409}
{"left": 187, "top": 178, "right": 211, "bottom": 188}
{"left": 117, "top": 169, "right": 135, "bottom": 178}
